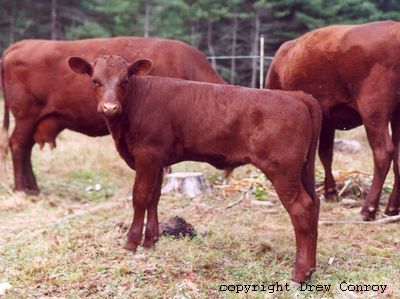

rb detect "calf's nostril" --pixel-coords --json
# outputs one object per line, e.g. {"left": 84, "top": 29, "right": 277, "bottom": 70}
{"left": 103, "top": 103, "right": 118, "bottom": 112}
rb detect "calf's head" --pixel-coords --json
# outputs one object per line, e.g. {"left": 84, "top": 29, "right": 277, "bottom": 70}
{"left": 68, "top": 55, "right": 152, "bottom": 118}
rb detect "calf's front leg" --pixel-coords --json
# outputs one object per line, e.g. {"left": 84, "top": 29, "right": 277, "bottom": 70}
{"left": 124, "top": 160, "right": 164, "bottom": 252}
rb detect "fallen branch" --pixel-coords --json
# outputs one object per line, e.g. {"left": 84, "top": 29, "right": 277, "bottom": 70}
{"left": 226, "top": 197, "right": 243, "bottom": 209}
{"left": 336, "top": 169, "right": 372, "bottom": 179}
{"left": 338, "top": 180, "right": 351, "bottom": 197}
{"left": 55, "top": 200, "right": 126, "bottom": 226}
{"left": 226, "top": 182, "right": 254, "bottom": 209}
{"left": 50, "top": 188, "right": 131, "bottom": 228}
{"left": 319, "top": 215, "right": 400, "bottom": 225}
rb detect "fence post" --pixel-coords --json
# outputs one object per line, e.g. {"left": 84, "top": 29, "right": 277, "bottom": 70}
{"left": 259, "top": 35, "right": 264, "bottom": 89}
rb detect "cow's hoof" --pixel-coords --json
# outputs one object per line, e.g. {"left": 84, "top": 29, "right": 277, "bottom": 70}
{"left": 292, "top": 267, "right": 315, "bottom": 283}
{"left": 26, "top": 189, "right": 40, "bottom": 196}
{"left": 163, "top": 166, "right": 172, "bottom": 175}
{"left": 19, "top": 188, "right": 40, "bottom": 196}
{"left": 384, "top": 207, "right": 399, "bottom": 216}
{"left": 324, "top": 189, "right": 338, "bottom": 202}
{"left": 123, "top": 242, "right": 139, "bottom": 252}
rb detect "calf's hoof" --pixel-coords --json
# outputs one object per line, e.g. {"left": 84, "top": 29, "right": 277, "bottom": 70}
{"left": 384, "top": 207, "right": 399, "bottom": 216}
{"left": 292, "top": 267, "right": 315, "bottom": 283}
{"left": 142, "top": 238, "right": 158, "bottom": 249}
{"left": 123, "top": 241, "right": 139, "bottom": 252}
{"left": 360, "top": 208, "right": 376, "bottom": 221}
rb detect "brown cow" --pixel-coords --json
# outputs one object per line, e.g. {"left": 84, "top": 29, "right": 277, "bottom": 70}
{"left": 265, "top": 20, "right": 400, "bottom": 221}
{"left": 68, "top": 55, "right": 321, "bottom": 282}
{"left": 0, "top": 37, "right": 225, "bottom": 195}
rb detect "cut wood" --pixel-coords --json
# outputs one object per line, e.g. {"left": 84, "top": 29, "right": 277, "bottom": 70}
{"left": 251, "top": 200, "right": 274, "bottom": 207}
{"left": 161, "top": 172, "right": 208, "bottom": 198}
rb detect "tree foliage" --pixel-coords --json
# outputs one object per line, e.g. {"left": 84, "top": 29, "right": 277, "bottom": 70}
{"left": 1, "top": 0, "right": 400, "bottom": 86}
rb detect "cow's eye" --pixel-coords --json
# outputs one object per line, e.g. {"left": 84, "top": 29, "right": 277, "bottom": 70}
{"left": 119, "top": 80, "right": 128, "bottom": 87}
{"left": 92, "top": 80, "right": 102, "bottom": 87}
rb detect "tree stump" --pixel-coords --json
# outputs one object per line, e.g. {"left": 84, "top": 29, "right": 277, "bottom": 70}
{"left": 161, "top": 172, "right": 208, "bottom": 198}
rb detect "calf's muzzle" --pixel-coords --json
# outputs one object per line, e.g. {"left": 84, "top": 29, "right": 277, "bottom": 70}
{"left": 101, "top": 102, "right": 120, "bottom": 117}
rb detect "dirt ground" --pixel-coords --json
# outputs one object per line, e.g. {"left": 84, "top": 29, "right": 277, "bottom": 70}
{"left": 0, "top": 123, "right": 399, "bottom": 298}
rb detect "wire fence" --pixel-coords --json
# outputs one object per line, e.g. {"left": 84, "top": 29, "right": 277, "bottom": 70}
{"left": 206, "top": 35, "right": 273, "bottom": 88}
{"left": 207, "top": 54, "right": 274, "bottom": 88}
{"left": 206, "top": 55, "right": 274, "bottom": 60}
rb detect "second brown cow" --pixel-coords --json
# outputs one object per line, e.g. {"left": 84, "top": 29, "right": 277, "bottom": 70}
{"left": 0, "top": 37, "right": 225, "bottom": 194}
{"left": 68, "top": 55, "right": 321, "bottom": 282}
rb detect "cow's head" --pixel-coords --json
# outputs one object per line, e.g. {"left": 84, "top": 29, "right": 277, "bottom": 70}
{"left": 68, "top": 55, "right": 152, "bottom": 118}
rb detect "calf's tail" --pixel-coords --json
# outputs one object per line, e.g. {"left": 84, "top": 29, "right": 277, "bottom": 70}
{"left": 298, "top": 93, "right": 322, "bottom": 202}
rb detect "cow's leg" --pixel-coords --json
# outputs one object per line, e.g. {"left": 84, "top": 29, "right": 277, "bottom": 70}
{"left": 124, "top": 159, "right": 163, "bottom": 251}
{"left": 9, "top": 118, "right": 39, "bottom": 194}
{"left": 271, "top": 177, "right": 319, "bottom": 282}
{"left": 356, "top": 65, "right": 398, "bottom": 220}
{"left": 143, "top": 170, "right": 163, "bottom": 248}
{"left": 318, "top": 120, "right": 337, "bottom": 200}
{"left": 360, "top": 122, "right": 393, "bottom": 220}
{"left": 385, "top": 115, "right": 400, "bottom": 216}
{"left": 357, "top": 101, "right": 395, "bottom": 219}
{"left": 23, "top": 141, "right": 39, "bottom": 192}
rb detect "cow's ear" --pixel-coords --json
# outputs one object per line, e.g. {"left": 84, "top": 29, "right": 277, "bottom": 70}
{"left": 68, "top": 57, "right": 93, "bottom": 76}
{"left": 127, "top": 59, "right": 153, "bottom": 77}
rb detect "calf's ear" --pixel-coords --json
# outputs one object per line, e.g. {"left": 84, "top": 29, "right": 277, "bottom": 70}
{"left": 68, "top": 57, "right": 93, "bottom": 76}
{"left": 128, "top": 59, "right": 153, "bottom": 77}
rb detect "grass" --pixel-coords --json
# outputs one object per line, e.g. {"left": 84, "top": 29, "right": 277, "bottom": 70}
{"left": 0, "top": 123, "right": 399, "bottom": 298}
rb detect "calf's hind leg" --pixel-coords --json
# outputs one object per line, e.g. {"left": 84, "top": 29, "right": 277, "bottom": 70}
{"left": 143, "top": 170, "right": 163, "bottom": 248}
{"left": 270, "top": 175, "right": 319, "bottom": 282}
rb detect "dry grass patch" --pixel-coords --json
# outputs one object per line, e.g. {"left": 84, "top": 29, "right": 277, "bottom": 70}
{"left": 0, "top": 126, "right": 399, "bottom": 298}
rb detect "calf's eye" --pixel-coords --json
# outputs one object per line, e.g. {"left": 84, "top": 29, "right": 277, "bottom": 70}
{"left": 119, "top": 80, "right": 128, "bottom": 87}
{"left": 92, "top": 80, "right": 102, "bottom": 87}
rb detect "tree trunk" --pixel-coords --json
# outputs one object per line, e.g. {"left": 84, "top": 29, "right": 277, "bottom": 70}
{"left": 144, "top": 0, "right": 150, "bottom": 37}
{"left": 190, "top": 24, "right": 195, "bottom": 45}
{"left": 250, "top": 10, "right": 260, "bottom": 88}
{"left": 230, "top": 11, "right": 238, "bottom": 84}
{"left": 51, "top": 0, "right": 58, "bottom": 40}
{"left": 8, "top": 1, "right": 16, "bottom": 44}
{"left": 207, "top": 19, "right": 217, "bottom": 70}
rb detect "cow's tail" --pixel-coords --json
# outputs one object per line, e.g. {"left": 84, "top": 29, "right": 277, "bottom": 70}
{"left": 0, "top": 54, "right": 10, "bottom": 190}
{"left": 298, "top": 93, "right": 322, "bottom": 203}
{"left": 264, "top": 61, "right": 282, "bottom": 89}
